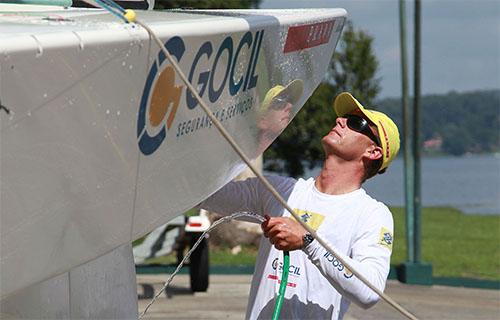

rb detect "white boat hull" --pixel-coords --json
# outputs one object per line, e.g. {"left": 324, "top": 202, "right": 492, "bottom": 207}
{"left": 0, "top": 6, "right": 346, "bottom": 298}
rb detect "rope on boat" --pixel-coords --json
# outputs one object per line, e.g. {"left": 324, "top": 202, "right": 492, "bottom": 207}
{"left": 83, "top": 2, "right": 419, "bottom": 319}
{"left": 81, "top": 0, "right": 136, "bottom": 23}
{"left": 138, "top": 20, "right": 420, "bottom": 319}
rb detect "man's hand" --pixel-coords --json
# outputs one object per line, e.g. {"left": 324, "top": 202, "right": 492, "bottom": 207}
{"left": 261, "top": 215, "right": 307, "bottom": 251}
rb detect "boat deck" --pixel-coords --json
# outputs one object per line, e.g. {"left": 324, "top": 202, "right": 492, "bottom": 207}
{"left": 0, "top": 6, "right": 341, "bottom": 38}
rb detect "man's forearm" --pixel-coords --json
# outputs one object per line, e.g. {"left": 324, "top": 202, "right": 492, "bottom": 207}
{"left": 303, "top": 240, "right": 390, "bottom": 309}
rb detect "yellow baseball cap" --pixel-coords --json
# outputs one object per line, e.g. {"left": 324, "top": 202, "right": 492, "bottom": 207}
{"left": 259, "top": 79, "right": 304, "bottom": 115}
{"left": 333, "top": 92, "right": 400, "bottom": 172}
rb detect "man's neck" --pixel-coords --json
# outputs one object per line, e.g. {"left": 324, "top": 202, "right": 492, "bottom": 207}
{"left": 314, "top": 157, "right": 363, "bottom": 195}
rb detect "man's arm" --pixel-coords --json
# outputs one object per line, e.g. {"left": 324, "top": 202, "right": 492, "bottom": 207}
{"left": 198, "top": 176, "right": 296, "bottom": 218}
{"left": 262, "top": 206, "right": 393, "bottom": 308}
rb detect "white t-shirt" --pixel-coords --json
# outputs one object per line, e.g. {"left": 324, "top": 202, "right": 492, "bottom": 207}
{"left": 200, "top": 176, "right": 394, "bottom": 320}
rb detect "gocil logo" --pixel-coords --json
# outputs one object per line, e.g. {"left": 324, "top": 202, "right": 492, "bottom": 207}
{"left": 137, "top": 37, "right": 185, "bottom": 155}
{"left": 137, "top": 30, "right": 263, "bottom": 155}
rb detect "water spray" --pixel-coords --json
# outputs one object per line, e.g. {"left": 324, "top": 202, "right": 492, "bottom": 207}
{"left": 139, "top": 211, "right": 289, "bottom": 320}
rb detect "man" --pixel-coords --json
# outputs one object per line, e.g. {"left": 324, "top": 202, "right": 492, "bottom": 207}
{"left": 255, "top": 80, "right": 303, "bottom": 156}
{"left": 200, "top": 92, "right": 400, "bottom": 319}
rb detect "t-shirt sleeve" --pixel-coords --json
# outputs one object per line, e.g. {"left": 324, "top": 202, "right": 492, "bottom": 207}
{"left": 303, "top": 204, "right": 394, "bottom": 309}
{"left": 198, "top": 175, "right": 296, "bottom": 218}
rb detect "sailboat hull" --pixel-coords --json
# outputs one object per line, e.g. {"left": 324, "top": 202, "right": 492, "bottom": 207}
{"left": 0, "top": 6, "right": 346, "bottom": 298}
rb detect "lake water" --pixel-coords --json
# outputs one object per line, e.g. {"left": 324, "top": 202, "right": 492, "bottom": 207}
{"left": 305, "top": 154, "right": 500, "bottom": 215}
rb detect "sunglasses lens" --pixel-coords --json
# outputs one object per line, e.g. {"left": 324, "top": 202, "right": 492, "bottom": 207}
{"left": 270, "top": 97, "right": 288, "bottom": 110}
{"left": 346, "top": 115, "right": 380, "bottom": 146}
{"left": 347, "top": 115, "right": 365, "bottom": 131}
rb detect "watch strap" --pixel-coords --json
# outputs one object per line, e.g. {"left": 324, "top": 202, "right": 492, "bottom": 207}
{"left": 302, "top": 232, "right": 314, "bottom": 248}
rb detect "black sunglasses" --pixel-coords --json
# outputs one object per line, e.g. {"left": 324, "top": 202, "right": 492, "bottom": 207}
{"left": 269, "top": 96, "right": 290, "bottom": 110}
{"left": 346, "top": 114, "right": 381, "bottom": 146}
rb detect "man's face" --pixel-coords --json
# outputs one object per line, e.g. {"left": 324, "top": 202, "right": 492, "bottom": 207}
{"left": 321, "top": 109, "right": 380, "bottom": 160}
{"left": 258, "top": 99, "right": 293, "bottom": 133}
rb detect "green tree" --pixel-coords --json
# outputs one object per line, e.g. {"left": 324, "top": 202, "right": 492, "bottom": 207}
{"left": 376, "top": 89, "right": 500, "bottom": 156}
{"left": 328, "top": 21, "right": 381, "bottom": 107}
{"left": 155, "top": 0, "right": 261, "bottom": 9}
{"left": 265, "top": 21, "right": 381, "bottom": 177}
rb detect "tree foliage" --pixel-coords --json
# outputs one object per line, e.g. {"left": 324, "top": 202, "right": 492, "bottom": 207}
{"left": 328, "top": 21, "right": 381, "bottom": 107}
{"left": 265, "top": 22, "right": 381, "bottom": 177}
{"left": 377, "top": 89, "right": 500, "bottom": 156}
{"left": 155, "top": 0, "right": 261, "bottom": 9}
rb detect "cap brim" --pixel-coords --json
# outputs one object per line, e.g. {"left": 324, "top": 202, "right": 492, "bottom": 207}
{"left": 334, "top": 92, "right": 364, "bottom": 116}
{"left": 333, "top": 92, "right": 378, "bottom": 128}
{"left": 277, "top": 79, "right": 304, "bottom": 105}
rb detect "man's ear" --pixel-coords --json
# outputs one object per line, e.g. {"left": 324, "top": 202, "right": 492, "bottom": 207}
{"left": 365, "top": 145, "right": 383, "bottom": 161}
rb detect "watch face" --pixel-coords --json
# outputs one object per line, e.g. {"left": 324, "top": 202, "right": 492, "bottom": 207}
{"left": 303, "top": 233, "right": 314, "bottom": 247}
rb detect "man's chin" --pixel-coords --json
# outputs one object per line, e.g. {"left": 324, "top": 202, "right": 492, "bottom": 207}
{"left": 322, "top": 135, "right": 341, "bottom": 146}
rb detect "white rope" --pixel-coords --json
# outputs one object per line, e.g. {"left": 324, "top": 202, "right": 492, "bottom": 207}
{"left": 73, "top": 3, "right": 419, "bottom": 318}
{"left": 135, "top": 19, "right": 419, "bottom": 320}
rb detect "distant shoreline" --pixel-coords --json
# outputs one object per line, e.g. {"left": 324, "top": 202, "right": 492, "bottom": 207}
{"left": 300, "top": 154, "right": 500, "bottom": 215}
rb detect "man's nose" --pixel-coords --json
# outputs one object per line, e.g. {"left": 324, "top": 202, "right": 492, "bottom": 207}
{"left": 336, "top": 116, "right": 346, "bottom": 127}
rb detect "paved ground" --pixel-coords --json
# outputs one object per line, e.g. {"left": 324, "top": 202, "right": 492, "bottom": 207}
{"left": 137, "top": 274, "right": 500, "bottom": 319}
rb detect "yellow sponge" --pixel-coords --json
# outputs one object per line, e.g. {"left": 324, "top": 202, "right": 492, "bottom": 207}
{"left": 124, "top": 9, "right": 136, "bottom": 23}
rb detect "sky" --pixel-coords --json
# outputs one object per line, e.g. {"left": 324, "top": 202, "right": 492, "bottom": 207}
{"left": 261, "top": 0, "right": 500, "bottom": 98}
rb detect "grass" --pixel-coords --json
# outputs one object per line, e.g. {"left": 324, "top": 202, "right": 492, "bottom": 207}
{"left": 210, "top": 245, "right": 259, "bottom": 265}
{"left": 140, "top": 244, "right": 258, "bottom": 266}
{"left": 138, "top": 207, "right": 500, "bottom": 280}
{"left": 390, "top": 207, "right": 500, "bottom": 280}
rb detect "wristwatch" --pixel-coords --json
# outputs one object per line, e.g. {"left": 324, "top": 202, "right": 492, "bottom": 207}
{"left": 302, "top": 232, "right": 315, "bottom": 248}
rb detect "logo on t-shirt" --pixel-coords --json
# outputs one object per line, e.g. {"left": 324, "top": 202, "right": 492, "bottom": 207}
{"left": 271, "top": 258, "right": 302, "bottom": 276}
{"left": 323, "top": 252, "right": 355, "bottom": 279}
{"left": 267, "top": 258, "right": 300, "bottom": 288}
{"left": 292, "top": 209, "right": 325, "bottom": 231}
{"left": 378, "top": 227, "right": 393, "bottom": 251}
